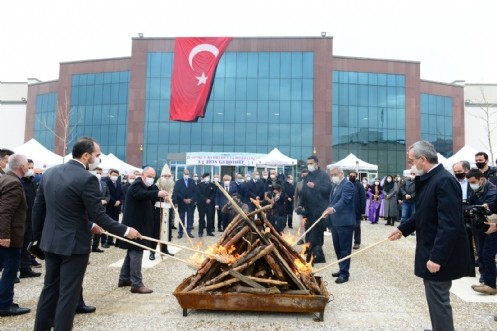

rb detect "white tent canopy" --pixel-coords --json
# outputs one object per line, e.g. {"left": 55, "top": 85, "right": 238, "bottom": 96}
{"left": 443, "top": 145, "right": 480, "bottom": 168}
{"left": 255, "top": 148, "right": 297, "bottom": 166}
{"left": 64, "top": 152, "right": 141, "bottom": 174}
{"left": 14, "top": 138, "right": 63, "bottom": 169}
{"left": 328, "top": 153, "right": 378, "bottom": 171}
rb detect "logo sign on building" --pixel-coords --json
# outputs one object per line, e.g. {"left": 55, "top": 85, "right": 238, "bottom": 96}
{"left": 186, "top": 152, "right": 266, "bottom": 166}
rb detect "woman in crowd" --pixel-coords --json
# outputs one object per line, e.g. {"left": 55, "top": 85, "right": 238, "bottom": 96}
{"left": 367, "top": 178, "right": 383, "bottom": 224}
{"left": 382, "top": 174, "right": 399, "bottom": 226}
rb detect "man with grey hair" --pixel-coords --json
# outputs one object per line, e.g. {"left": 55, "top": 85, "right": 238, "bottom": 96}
{"left": 389, "top": 141, "right": 472, "bottom": 331}
{"left": 323, "top": 165, "right": 356, "bottom": 284}
{"left": 0, "top": 154, "right": 31, "bottom": 316}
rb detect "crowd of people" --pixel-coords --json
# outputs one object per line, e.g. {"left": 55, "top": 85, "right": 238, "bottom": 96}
{"left": 1, "top": 139, "right": 497, "bottom": 331}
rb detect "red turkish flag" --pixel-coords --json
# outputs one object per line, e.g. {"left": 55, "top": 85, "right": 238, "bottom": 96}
{"left": 169, "top": 37, "right": 232, "bottom": 121}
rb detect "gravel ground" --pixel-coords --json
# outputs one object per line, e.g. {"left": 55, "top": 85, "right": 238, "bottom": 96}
{"left": 2, "top": 216, "right": 496, "bottom": 331}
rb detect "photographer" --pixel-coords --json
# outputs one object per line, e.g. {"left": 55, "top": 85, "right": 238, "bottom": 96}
{"left": 261, "top": 185, "right": 287, "bottom": 234}
{"left": 221, "top": 193, "right": 249, "bottom": 221}
{"left": 466, "top": 169, "right": 497, "bottom": 295}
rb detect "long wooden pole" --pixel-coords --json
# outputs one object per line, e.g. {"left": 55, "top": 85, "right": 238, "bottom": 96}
{"left": 313, "top": 237, "right": 390, "bottom": 274}
{"left": 291, "top": 212, "right": 328, "bottom": 248}
{"left": 168, "top": 198, "right": 195, "bottom": 248}
{"left": 141, "top": 235, "right": 221, "bottom": 260}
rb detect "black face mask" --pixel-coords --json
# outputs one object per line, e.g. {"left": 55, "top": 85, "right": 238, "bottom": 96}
{"left": 349, "top": 176, "right": 356, "bottom": 182}
{"left": 454, "top": 172, "right": 466, "bottom": 180}
{"left": 475, "top": 162, "right": 486, "bottom": 169}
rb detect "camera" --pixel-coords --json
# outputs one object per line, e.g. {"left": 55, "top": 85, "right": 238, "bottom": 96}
{"left": 295, "top": 206, "right": 307, "bottom": 216}
{"left": 265, "top": 191, "right": 274, "bottom": 199}
{"left": 463, "top": 205, "right": 492, "bottom": 232}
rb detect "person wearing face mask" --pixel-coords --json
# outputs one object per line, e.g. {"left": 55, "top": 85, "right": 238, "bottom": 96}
{"left": 260, "top": 185, "right": 287, "bottom": 233}
{"left": 348, "top": 171, "right": 366, "bottom": 250}
{"left": 298, "top": 155, "right": 331, "bottom": 264}
{"left": 196, "top": 173, "right": 216, "bottom": 237}
{"left": 90, "top": 167, "right": 111, "bottom": 253}
{"left": 465, "top": 169, "right": 497, "bottom": 295}
{"left": 475, "top": 152, "right": 497, "bottom": 186}
{"left": 283, "top": 175, "right": 295, "bottom": 229}
{"left": 102, "top": 169, "right": 124, "bottom": 248}
{"left": 265, "top": 169, "right": 283, "bottom": 192}
{"left": 172, "top": 169, "right": 198, "bottom": 239}
{"left": 399, "top": 172, "right": 416, "bottom": 225}
{"left": 0, "top": 149, "right": 14, "bottom": 176}
{"left": 0, "top": 154, "right": 31, "bottom": 317}
{"left": 389, "top": 140, "right": 472, "bottom": 331}
{"left": 361, "top": 178, "right": 370, "bottom": 221}
{"left": 234, "top": 174, "right": 248, "bottom": 205}
{"left": 121, "top": 171, "right": 139, "bottom": 211}
{"left": 367, "top": 179, "right": 383, "bottom": 224}
{"left": 382, "top": 175, "right": 399, "bottom": 226}
{"left": 192, "top": 173, "right": 200, "bottom": 185}
{"left": 117, "top": 167, "right": 169, "bottom": 294}
{"left": 245, "top": 171, "right": 265, "bottom": 212}
{"left": 32, "top": 137, "right": 142, "bottom": 330}
{"left": 215, "top": 174, "right": 238, "bottom": 230}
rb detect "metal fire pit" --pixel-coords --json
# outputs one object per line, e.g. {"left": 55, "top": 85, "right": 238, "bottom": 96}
{"left": 173, "top": 275, "right": 330, "bottom": 321}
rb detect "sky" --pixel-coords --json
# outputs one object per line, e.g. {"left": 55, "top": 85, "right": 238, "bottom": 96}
{"left": 1, "top": 0, "right": 496, "bottom": 84}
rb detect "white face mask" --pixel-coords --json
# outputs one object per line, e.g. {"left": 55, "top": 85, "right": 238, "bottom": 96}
{"left": 96, "top": 174, "right": 102, "bottom": 181}
{"left": 110, "top": 175, "right": 118, "bottom": 182}
{"left": 193, "top": 176, "right": 198, "bottom": 181}
{"left": 270, "top": 174, "right": 276, "bottom": 180}
{"left": 224, "top": 181, "right": 230, "bottom": 186}
{"left": 386, "top": 178, "right": 392, "bottom": 183}
{"left": 254, "top": 175, "right": 260, "bottom": 180}
{"left": 469, "top": 183, "right": 480, "bottom": 191}
{"left": 288, "top": 180, "right": 293, "bottom": 184}
{"left": 128, "top": 179, "right": 135, "bottom": 184}
{"left": 145, "top": 177, "right": 154, "bottom": 187}
{"left": 183, "top": 175, "right": 190, "bottom": 179}
{"left": 246, "top": 176, "right": 251, "bottom": 181}
{"left": 24, "top": 169, "right": 34, "bottom": 177}
{"left": 374, "top": 181, "right": 380, "bottom": 185}
{"left": 307, "top": 164, "right": 317, "bottom": 172}
{"left": 88, "top": 156, "right": 100, "bottom": 171}
{"left": 204, "top": 177, "right": 210, "bottom": 183}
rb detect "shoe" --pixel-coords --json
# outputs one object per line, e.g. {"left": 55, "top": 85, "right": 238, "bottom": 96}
{"left": 313, "top": 258, "right": 326, "bottom": 264}
{"left": 472, "top": 284, "right": 497, "bottom": 295}
{"left": 353, "top": 244, "right": 360, "bottom": 250}
{"left": 187, "top": 233, "right": 195, "bottom": 238}
{"left": 335, "top": 277, "right": 349, "bottom": 284}
{"left": 471, "top": 282, "right": 484, "bottom": 290}
{"left": 218, "top": 228, "right": 223, "bottom": 232}
{"left": 207, "top": 232, "right": 215, "bottom": 237}
{"left": 0, "top": 303, "right": 31, "bottom": 316}
{"left": 163, "top": 250, "right": 175, "bottom": 257}
{"left": 198, "top": 233, "right": 203, "bottom": 238}
{"left": 172, "top": 225, "right": 177, "bottom": 230}
{"left": 332, "top": 272, "right": 340, "bottom": 277}
{"left": 32, "top": 260, "right": 42, "bottom": 268}
{"left": 177, "top": 233, "right": 183, "bottom": 239}
{"left": 102, "top": 243, "right": 110, "bottom": 248}
{"left": 118, "top": 280, "right": 132, "bottom": 287}
{"left": 20, "top": 270, "right": 42, "bottom": 278}
{"left": 130, "top": 286, "right": 153, "bottom": 294}
{"left": 75, "top": 305, "right": 96, "bottom": 314}
{"left": 92, "top": 247, "right": 104, "bottom": 253}
{"left": 289, "top": 226, "right": 293, "bottom": 229}
{"left": 149, "top": 252, "right": 155, "bottom": 261}
{"left": 14, "top": 277, "right": 20, "bottom": 284}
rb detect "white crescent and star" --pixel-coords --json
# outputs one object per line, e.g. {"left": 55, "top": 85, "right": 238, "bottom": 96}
{"left": 188, "top": 43, "right": 220, "bottom": 86}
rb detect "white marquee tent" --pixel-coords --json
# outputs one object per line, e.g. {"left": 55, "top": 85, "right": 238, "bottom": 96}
{"left": 443, "top": 145, "right": 480, "bottom": 168}
{"left": 328, "top": 153, "right": 378, "bottom": 171}
{"left": 64, "top": 152, "right": 141, "bottom": 174}
{"left": 14, "top": 139, "right": 63, "bottom": 169}
{"left": 255, "top": 148, "right": 297, "bottom": 166}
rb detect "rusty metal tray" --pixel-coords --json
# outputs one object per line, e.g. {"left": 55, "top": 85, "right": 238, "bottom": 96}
{"left": 173, "top": 275, "right": 330, "bottom": 321}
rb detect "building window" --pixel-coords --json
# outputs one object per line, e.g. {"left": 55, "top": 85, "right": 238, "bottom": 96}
{"left": 421, "top": 94, "right": 453, "bottom": 157}
{"left": 34, "top": 92, "right": 57, "bottom": 151}
{"left": 70, "top": 72, "right": 130, "bottom": 160}
{"left": 332, "top": 71, "right": 406, "bottom": 176}
{"left": 143, "top": 51, "right": 314, "bottom": 170}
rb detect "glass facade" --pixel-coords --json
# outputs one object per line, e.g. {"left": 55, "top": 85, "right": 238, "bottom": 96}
{"left": 332, "top": 71, "right": 406, "bottom": 177}
{"left": 421, "top": 93, "right": 453, "bottom": 157}
{"left": 70, "top": 72, "right": 130, "bottom": 160}
{"left": 143, "top": 51, "right": 314, "bottom": 170}
{"left": 34, "top": 92, "right": 57, "bottom": 151}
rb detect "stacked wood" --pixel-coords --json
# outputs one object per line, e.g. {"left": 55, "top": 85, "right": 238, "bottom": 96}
{"left": 182, "top": 204, "right": 322, "bottom": 295}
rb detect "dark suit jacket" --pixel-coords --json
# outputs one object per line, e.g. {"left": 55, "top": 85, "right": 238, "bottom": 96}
{"left": 119, "top": 177, "right": 157, "bottom": 250}
{"left": 106, "top": 178, "right": 123, "bottom": 219}
{"left": 398, "top": 164, "right": 472, "bottom": 281}
{"left": 215, "top": 182, "right": 238, "bottom": 208}
{"left": 328, "top": 179, "right": 356, "bottom": 227}
{"left": 173, "top": 178, "right": 197, "bottom": 207}
{"left": 32, "top": 160, "right": 127, "bottom": 256}
{"left": 0, "top": 171, "right": 27, "bottom": 247}
{"left": 245, "top": 179, "right": 265, "bottom": 201}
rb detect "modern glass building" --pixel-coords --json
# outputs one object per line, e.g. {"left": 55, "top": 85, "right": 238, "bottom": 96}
{"left": 25, "top": 37, "right": 464, "bottom": 178}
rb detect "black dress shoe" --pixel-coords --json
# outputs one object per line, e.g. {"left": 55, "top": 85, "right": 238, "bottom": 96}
{"left": 149, "top": 252, "right": 155, "bottom": 260}
{"left": 20, "top": 270, "right": 42, "bottom": 278}
{"left": 198, "top": 233, "right": 203, "bottom": 238}
{"left": 92, "top": 247, "right": 104, "bottom": 253}
{"left": 335, "top": 277, "right": 349, "bottom": 284}
{"left": 177, "top": 233, "right": 183, "bottom": 239}
{"left": 163, "top": 250, "right": 175, "bottom": 257}
{"left": 207, "top": 232, "right": 215, "bottom": 236}
{"left": 101, "top": 243, "right": 110, "bottom": 248}
{"left": 75, "top": 305, "right": 96, "bottom": 314}
{"left": 0, "top": 303, "right": 31, "bottom": 316}
{"left": 14, "top": 277, "right": 20, "bottom": 284}
{"left": 331, "top": 272, "right": 340, "bottom": 277}
{"left": 187, "top": 233, "right": 195, "bottom": 238}
{"left": 171, "top": 225, "right": 177, "bottom": 230}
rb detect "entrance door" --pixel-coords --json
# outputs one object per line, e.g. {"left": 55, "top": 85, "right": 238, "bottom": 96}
{"left": 220, "top": 166, "right": 236, "bottom": 179}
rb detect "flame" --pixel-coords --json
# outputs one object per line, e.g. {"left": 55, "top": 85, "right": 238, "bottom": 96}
{"left": 294, "top": 258, "right": 313, "bottom": 275}
{"left": 205, "top": 244, "right": 238, "bottom": 265}
{"left": 281, "top": 232, "right": 299, "bottom": 246}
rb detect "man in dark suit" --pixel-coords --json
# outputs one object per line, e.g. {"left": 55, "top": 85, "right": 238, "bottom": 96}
{"left": 91, "top": 167, "right": 111, "bottom": 253}
{"left": 0, "top": 154, "right": 30, "bottom": 316}
{"left": 196, "top": 173, "right": 216, "bottom": 237}
{"left": 215, "top": 174, "right": 238, "bottom": 230}
{"left": 390, "top": 141, "right": 472, "bottom": 331}
{"left": 348, "top": 170, "right": 366, "bottom": 250}
{"left": 32, "top": 137, "right": 141, "bottom": 331}
{"left": 102, "top": 168, "right": 123, "bottom": 247}
{"left": 324, "top": 166, "right": 356, "bottom": 284}
{"left": 118, "top": 167, "right": 168, "bottom": 293}
{"left": 173, "top": 169, "right": 197, "bottom": 238}
{"left": 245, "top": 171, "right": 265, "bottom": 211}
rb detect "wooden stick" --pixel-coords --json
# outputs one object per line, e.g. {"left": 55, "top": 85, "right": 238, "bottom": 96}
{"left": 214, "top": 181, "right": 251, "bottom": 222}
{"left": 141, "top": 235, "right": 222, "bottom": 261}
{"left": 103, "top": 232, "right": 192, "bottom": 266}
{"left": 192, "top": 278, "right": 240, "bottom": 292}
{"left": 313, "top": 237, "right": 390, "bottom": 274}
{"left": 291, "top": 212, "right": 328, "bottom": 248}
{"left": 168, "top": 198, "right": 194, "bottom": 248}
{"left": 228, "top": 270, "right": 265, "bottom": 289}
{"left": 246, "top": 276, "right": 288, "bottom": 286}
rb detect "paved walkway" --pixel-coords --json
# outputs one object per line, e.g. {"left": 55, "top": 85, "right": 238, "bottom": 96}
{"left": 4, "top": 217, "right": 497, "bottom": 330}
